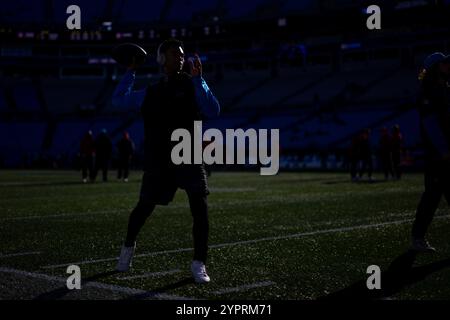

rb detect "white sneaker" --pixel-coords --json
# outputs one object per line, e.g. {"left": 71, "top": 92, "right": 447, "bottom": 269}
{"left": 124, "top": 178, "right": 129, "bottom": 182}
{"left": 191, "top": 260, "right": 210, "bottom": 284}
{"left": 116, "top": 243, "right": 136, "bottom": 272}
{"left": 82, "top": 178, "right": 87, "bottom": 183}
{"left": 411, "top": 238, "right": 436, "bottom": 253}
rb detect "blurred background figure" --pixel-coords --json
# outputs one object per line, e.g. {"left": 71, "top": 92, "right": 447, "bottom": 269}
{"left": 94, "top": 129, "right": 112, "bottom": 182}
{"left": 80, "top": 130, "right": 95, "bottom": 183}
{"left": 391, "top": 124, "right": 404, "bottom": 180}
{"left": 379, "top": 127, "right": 394, "bottom": 180}
{"left": 117, "top": 131, "right": 135, "bottom": 182}
{"left": 350, "top": 131, "right": 361, "bottom": 182}
{"left": 358, "top": 128, "right": 374, "bottom": 181}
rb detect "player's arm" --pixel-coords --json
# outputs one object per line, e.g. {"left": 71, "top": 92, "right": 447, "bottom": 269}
{"left": 189, "top": 54, "right": 220, "bottom": 119}
{"left": 421, "top": 98, "right": 450, "bottom": 159}
{"left": 112, "top": 69, "right": 146, "bottom": 109}
{"left": 422, "top": 114, "right": 450, "bottom": 157}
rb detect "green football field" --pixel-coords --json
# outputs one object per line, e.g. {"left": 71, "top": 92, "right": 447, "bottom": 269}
{"left": 1, "top": 170, "right": 449, "bottom": 300}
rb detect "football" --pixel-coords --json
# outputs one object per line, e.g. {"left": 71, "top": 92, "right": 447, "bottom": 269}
{"left": 112, "top": 43, "right": 147, "bottom": 67}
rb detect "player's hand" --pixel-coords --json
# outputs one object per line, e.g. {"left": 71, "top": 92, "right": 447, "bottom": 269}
{"left": 127, "top": 56, "right": 139, "bottom": 71}
{"left": 442, "top": 152, "right": 450, "bottom": 162}
{"left": 188, "top": 54, "right": 202, "bottom": 78}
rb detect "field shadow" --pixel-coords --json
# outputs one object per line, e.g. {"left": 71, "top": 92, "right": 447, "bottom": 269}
{"left": 319, "top": 250, "right": 450, "bottom": 300}
{"left": 123, "top": 277, "right": 195, "bottom": 300}
{"left": 33, "top": 270, "right": 119, "bottom": 300}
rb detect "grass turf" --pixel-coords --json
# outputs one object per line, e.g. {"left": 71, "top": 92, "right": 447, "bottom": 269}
{"left": 0, "top": 170, "right": 449, "bottom": 300}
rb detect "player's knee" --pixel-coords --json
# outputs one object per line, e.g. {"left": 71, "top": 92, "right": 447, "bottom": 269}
{"left": 132, "top": 200, "right": 155, "bottom": 218}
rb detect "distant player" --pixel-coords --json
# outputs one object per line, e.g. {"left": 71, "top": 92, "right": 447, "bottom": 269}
{"left": 93, "top": 129, "right": 112, "bottom": 182}
{"left": 79, "top": 130, "right": 95, "bottom": 183}
{"left": 112, "top": 39, "right": 220, "bottom": 283}
{"left": 391, "top": 124, "right": 403, "bottom": 180}
{"left": 117, "top": 131, "right": 134, "bottom": 182}
{"left": 379, "top": 127, "right": 394, "bottom": 180}
{"left": 411, "top": 52, "right": 450, "bottom": 252}
{"left": 358, "top": 128, "right": 374, "bottom": 181}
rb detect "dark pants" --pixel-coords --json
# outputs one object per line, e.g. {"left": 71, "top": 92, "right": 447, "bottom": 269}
{"left": 124, "top": 191, "right": 209, "bottom": 263}
{"left": 411, "top": 163, "right": 450, "bottom": 239}
{"left": 350, "top": 156, "right": 358, "bottom": 179}
{"left": 124, "top": 167, "right": 210, "bottom": 263}
{"left": 94, "top": 157, "right": 109, "bottom": 182}
{"left": 117, "top": 157, "right": 130, "bottom": 179}
{"left": 81, "top": 155, "right": 94, "bottom": 180}
{"left": 359, "top": 155, "right": 373, "bottom": 178}
{"left": 392, "top": 151, "right": 402, "bottom": 179}
{"left": 380, "top": 153, "right": 394, "bottom": 179}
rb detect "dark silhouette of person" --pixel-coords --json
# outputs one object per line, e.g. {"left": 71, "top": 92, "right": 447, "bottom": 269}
{"left": 117, "top": 131, "right": 135, "bottom": 182}
{"left": 411, "top": 52, "right": 450, "bottom": 252}
{"left": 111, "top": 39, "right": 220, "bottom": 283}
{"left": 94, "top": 129, "right": 112, "bottom": 182}
{"left": 79, "top": 130, "right": 95, "bottom": 183}
{"left": 359, "top": 128, "right": 374, "bottom": 181}
{"left": 391, "top": 124, "right": 403, "bottom": 180}
{"left": 350, "top": 132, "right": 361, "bottom": 182}
{"left": 379, "top": 127, "right": 394, "bottom": 180}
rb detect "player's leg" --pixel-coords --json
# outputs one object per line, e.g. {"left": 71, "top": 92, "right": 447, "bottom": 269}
{"left": 367, "top": 155, "right": 373, "bottom": 180}
{"left": 411, "top": 169, "right": 443, "bottom": 252}
{"left": 116, "top": 172, "right": 159, "bottom": 271}
{"left": 81, "top": 156, "right": 88, "bottom": 182}
{"left": 187, "top": 189, "right": 210, "bottom": 283}
{"left": 117, "top": 159, "right": 122, "bottom": 179}
{"left": 116, "top": 200, "right": 155, "bottom": 272}
{"left": 187, "top": 190, "right": 209, "bottom": 263}
{"left": 89, "top": 155, "right": 96, "bottom": 181}
{"left": 124, "top": 158, "right": 130, "bottom": 181}
{"left": 102, "top": 159, "right": 108, "bottom": 182}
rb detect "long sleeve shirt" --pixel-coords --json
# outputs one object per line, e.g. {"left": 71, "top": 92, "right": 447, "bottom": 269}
{"left": 112, "top": 70, "right": 220, "bottom": 119}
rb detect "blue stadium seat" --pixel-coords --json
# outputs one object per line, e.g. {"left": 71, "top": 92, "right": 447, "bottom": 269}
{"left": 0, "top": 91, "right": 9, "bottom": 112}
{"left": 0, "top": 0, "right": 45, "bottom": 23}
{"left": 43, "top": 79, "right": 101, "bottom": 114}
{"left": 0, "top": 122, "right": 46, "bottom": 166}
{"left": 115, "top": 0, "right": 165, "bottom": 23}
{"left": 166, "top": 0, "right": 219, "bottom": 22}
{"left": 50, "top": 121, "right": 91, "bottom": 156}
{"left": 12, "top": 83, "right": 41, "bottom": 112}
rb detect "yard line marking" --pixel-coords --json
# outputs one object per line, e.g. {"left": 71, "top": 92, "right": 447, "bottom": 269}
{"left": 117, "top": 269, "right": 181, "bottom": 280}
{"left": 42, "top": 248, "right": 193, "bottom": 269}
{"left": 1, "top": 210, "right": 125, "bottom": 221}
{"left": 0, "top": 267, "right": 191, "bottom": 300}
{"left": 42, "top": 214, "right": 450, "bottom": 270}
{"left": 212, "top": 281, "right": 275, "bottom": 295}
{"left": 0, "top": 251, "right": 41, "bottom": 258}
{"left": 209, "top": 187, "right": 256, "bottom": 192}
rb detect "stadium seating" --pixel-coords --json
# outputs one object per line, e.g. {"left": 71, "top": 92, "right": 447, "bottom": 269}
{"left": 0, "top": 0, "right": 45, "bottom": 24}
{"left": 42, "top": 78, "right": 102, "bottom": 114}
{"left": 12, "top": 81, "right": 41, "bottom": 112}
{"left": 0, "top": 90, "right": 9, "bottom": 112}
{"left": 0, "top": 122, "right": 46, "bottom": 166}
{"left": 114, "top": 0, "right": 165, "bottom": 23}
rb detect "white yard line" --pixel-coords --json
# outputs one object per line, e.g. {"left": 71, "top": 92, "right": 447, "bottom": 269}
{"left": 212, "top": 281, "right": 275, "bottom": 295}
{"left": 0, "top": 210, "right": 126, "bottom": 221}
{"left": 117, "top": 269, "right": 182, "bottom": 280}
{"left": 0, "top": 251, "right": 41, "bottom": 258}
{"left": 42, "top": 214, "right": 450, "bottom": 270}
{"left": 0, "top": 267, "right": 191, "bottom": 300}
